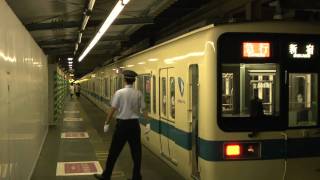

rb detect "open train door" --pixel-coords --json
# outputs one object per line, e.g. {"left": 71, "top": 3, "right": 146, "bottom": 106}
{"left": 159, "top": 68, "right": 177, "bottom": 164}
{"left": 189, "top": 64, "right": 200, "bottom": 179}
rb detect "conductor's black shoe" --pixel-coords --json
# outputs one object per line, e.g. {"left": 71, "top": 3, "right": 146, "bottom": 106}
{"left": 93, "top": 174, "right": 106, "bottom": 180}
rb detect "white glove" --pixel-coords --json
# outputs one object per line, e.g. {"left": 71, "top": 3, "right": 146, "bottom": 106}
{"left": 104, "top": 124, "right": 110, "bottom": 133}
{"left": 145, "top": 123, "right": 151, "bottom": 134}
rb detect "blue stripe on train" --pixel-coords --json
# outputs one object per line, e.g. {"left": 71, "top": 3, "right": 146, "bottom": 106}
{"left": 84, "top": 90, "right": 320, "bottom": 161}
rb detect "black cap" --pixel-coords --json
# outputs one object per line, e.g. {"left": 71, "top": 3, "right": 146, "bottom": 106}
{"left": 122, "top": 70, "right": 137, "bottom": 79}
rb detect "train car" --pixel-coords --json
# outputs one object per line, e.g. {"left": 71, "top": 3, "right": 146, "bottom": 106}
{"left": 79, "top": 21, "right": 320, "bottom": 180}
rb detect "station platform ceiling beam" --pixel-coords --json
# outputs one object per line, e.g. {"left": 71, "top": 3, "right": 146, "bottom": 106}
{"left": 26, "top": 17, "right": 154, "bottom": 31}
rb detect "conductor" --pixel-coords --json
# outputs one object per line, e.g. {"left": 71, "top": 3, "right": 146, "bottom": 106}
{"left": 94, "top": 70, "right": 147, "bottom": 180}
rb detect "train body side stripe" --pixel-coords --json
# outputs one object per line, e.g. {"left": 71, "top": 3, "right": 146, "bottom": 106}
{"left": 83, "top": 90, "right": 320, "bottom": 161}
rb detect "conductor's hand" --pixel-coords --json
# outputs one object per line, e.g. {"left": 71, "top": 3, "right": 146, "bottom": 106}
{"left": 104, "top": 124, "right": 110, "bottom": 133}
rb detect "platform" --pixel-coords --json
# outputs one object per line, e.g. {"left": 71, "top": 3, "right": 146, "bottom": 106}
{"left": 31, "top": 96, "right": 184, "bottom": 180}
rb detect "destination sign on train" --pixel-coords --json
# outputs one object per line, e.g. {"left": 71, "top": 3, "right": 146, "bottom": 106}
{"left": 242, "top": 42, "right": 270, "bottom": 58}
{"left": 289, "top": 43, "right": 315, "bottom": 59}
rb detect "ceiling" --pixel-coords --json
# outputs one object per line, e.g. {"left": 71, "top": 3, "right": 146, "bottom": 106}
{"left": 5, "top": 0, "right": 320, "bottom": 78}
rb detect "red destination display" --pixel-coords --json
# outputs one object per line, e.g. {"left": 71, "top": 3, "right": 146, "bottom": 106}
{"left": 243, "top": 42, "right": 270, "bottom": 58}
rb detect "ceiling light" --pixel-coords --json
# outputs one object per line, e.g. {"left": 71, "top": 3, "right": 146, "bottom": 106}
{"left": 127, "top": 64, "right": 134, "bottom": 67}
{"left": 78, "top": 0, "right": 130, "bottom": 62}
{"left": 148, "top": 58, "right": 158, "bottom": 62}
{"left": 68, "top": 57, "right": 73, "bottom": 61}
{"left": 138, "top": 62, "right": 145, "bottom": 65}
{"left": 78, "top": 33, "right": 83, "bottom": 44}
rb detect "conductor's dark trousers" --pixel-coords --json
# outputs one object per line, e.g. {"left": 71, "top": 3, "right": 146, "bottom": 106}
{"left": 102, "top": 119, "right": 142, "bottom": 180}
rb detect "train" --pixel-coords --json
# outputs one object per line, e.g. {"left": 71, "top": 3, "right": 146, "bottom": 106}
{"left": 79, "top": 21, "right": 320, "bottom": 180}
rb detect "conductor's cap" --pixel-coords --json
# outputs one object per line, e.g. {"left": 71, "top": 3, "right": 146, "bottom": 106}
{"left": 122, "top": 70, "right": 137, "bottom": 79}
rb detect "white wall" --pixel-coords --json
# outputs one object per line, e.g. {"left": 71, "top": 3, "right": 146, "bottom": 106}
{"left": 0, "top": 1, "right": 48, "bottom": 179}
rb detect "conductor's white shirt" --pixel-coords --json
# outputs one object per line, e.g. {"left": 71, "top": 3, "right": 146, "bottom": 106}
{"left": 111, "top": 85, "right": 145, "bottom": 119}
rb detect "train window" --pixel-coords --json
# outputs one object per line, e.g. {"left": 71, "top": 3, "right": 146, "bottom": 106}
{"left": 144, "top": 76, "right": 151, "bottom": 113}
{"left": 137, "top": 76, "right": 143, "bottom": 92}
{"left": 105, "top": 78, "right": 110, "bottom": 98}
{"left": 153, "top": 76, "right": 156, "bottom": 114}
{"left": 93, "top": 81, "right": 95, "bottom": 93}
{"left": 116, "top": 76, "right": 123, "bottom": 90}
{"left": 137, "top": 75, "right": 151, "bottom": 113}
{"left": 221, "top": 63, "right": 280, "bottom": 118}
{"left": 219, "top": 63, "right": 282, "bottom": 131}
{"left": 288, "top": 73, "right": 318, "bottom": 127}
{"left": 222, "top": 73, "right": 234, "bottom": 112}
{"left": 170, "top": 77, "right": 175, "bottom": 119}
{"left": 162, "top": 77, "right": 167, "bottom": 116}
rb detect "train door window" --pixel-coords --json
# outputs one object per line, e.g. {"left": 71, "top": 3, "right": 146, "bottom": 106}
{"left": 162, "top": 77, "right": 167, "bottom": 116}
{"left": 153, "top": 75, "right": 156, "bottom": 114}
{"left": 170, "top": 77, "right": 175, "bottom": 119}
{"left": 288, "top": 73, "right": 318, "bottom": 127}
{"left": 144, "top": 76, "right": 151, "bottom": 113}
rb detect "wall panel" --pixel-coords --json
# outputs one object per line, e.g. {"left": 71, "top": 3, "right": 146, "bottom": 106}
{"left": 0, "top": 1, "right": 48, "bottom": 179}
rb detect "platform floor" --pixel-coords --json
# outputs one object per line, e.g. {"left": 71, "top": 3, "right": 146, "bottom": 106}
{"left": 31, "top": 96, "right": 185, "bottom": 180}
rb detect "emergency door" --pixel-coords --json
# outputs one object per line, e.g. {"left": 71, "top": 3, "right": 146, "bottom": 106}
{"left": 159, "top": 68, "right": 177, "bottom": 164}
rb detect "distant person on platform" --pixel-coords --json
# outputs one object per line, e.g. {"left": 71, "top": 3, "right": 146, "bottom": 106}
{"left": 75, "top": 83, "right": 81, "bottom": 98}
{"left": 69, "top": 82, "right": 75, "bottom": 98}
{"left": 94, "top": 70, "right": 149, "bottom": 180}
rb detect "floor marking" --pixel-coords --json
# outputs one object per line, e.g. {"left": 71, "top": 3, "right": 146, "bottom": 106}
{"left": 61, "top": 132, "right": 89, "bottom": 139}
{"left": 56, "top": 161, "right": 103, "bottom": 176}
{"left": 63, "top": 117, "right": 83, "bottom": 122}
{"left": 64, "top": 110, "right": 80, "bottom": 113}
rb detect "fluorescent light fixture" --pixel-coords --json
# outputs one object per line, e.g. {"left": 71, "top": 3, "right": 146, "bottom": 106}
{"left": 75, "top": 44, "right": 79, "bottom": 51}
{"left": 68, "top": 57, "right": 73, "bottom": 61}
{"left": 88, "top": 0, "right": 96, "bottom": 9}
{"left": 127, "top": 64, "right": 134, "bottom": 67}
{"left": 148, "top": 58, "right": 158, "bottom": 62}
{"left": 78, "top": 0, "right": 130, "bottom": 62}
{"left": 78, "top": 33, "right": 83, "bottom": 43}
{"left": 120, "top": 66, "right": 125, "bottom": 69}
{"left": 138, "top": 61, "right": 146, "bottom": 65}
{"left": 68, "top": 62, "right": 73, "bottom": 64}
{"left": 81, "top": 16, "right": 90, "bottom": 31}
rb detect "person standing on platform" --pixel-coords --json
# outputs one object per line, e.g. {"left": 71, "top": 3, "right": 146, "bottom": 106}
{"left": 94, "top": 70, "right": 148, "bottom": 180}
{"left": 69, "top": 82, "right": 75, "bottom": 98}
{"left": 75, "top": 83, "right": 81, "bottom": 97}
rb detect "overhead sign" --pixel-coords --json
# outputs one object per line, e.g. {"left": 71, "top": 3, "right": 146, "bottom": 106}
{"left": 243, "top": 42, "right": 270, "bottom": 58}
{"left": 289, "top": 43, "right": 315, "bottom": 58}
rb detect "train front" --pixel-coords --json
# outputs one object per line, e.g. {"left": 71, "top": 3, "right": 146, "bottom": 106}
{"left": 201, "top": 22, "right": 320, "bottom": 180}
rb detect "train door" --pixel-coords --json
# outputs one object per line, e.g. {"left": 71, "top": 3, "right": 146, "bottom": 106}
{"left": 189, "top": 65, "right": 200, "bottom": 179}
{"left": 159, "top": 68, "right": 177, "bottom": 164}
{"left": 285, "top": 72, "right": 320, "bottom": 180}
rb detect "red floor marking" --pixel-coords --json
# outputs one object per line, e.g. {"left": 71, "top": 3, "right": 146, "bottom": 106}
{"left": 64, "top": 162, "right": 97, "bottom": 174}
